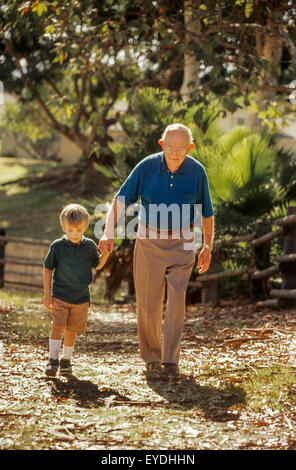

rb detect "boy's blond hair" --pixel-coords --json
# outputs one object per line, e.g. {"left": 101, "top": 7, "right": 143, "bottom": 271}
{"left": 60, "top": 204, "right": 89, "bottom": 226}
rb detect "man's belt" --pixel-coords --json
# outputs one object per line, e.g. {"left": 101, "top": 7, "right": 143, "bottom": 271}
{"left": 144, "top": 223, "right": 194, "bottom": 236}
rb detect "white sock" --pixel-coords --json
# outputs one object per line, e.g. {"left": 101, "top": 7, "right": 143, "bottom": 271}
{"left": 62, "top": 345, "right": 74, "bottom": 360}
{"left": 49, "top": 339, "right": 62, "bottom": 360}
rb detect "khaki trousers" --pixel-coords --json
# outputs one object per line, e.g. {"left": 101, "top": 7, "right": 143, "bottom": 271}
{"left": 133, "top": 236, "right": 195, "bottom": 365}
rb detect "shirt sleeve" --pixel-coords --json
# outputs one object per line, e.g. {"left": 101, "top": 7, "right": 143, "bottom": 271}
{"left": 115, "top": 162, "right": 142, "bottom": 206}
{"left": 90, "top": 241, "right": 99, "bottom": 268}
{"left": 200, "top": 170, "right": 214, "bottom": 218}
{"left": 43, "top": 244, "right": 57, "bottom": 270}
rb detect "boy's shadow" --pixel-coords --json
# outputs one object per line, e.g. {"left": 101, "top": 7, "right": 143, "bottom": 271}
{"left": 146, "top": 373, "right": 246, "bottom": 422}
{"left": 47, "top": 375, "right": 129, "bottom": 409}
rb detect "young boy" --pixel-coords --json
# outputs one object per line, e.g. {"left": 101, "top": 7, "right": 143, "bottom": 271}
{"left": 43, "top": 203, "right": 108, "bottom": 377}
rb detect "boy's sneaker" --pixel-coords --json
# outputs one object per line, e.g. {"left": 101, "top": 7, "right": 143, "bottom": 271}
{"left": 45, "top": 359, "right": 59, "bottom": 377}
{"left": 60, "top": 359, "right": 72, "bottom": 376}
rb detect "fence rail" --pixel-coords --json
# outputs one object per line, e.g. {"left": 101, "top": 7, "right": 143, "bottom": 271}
{"left": 0, "top": 234, "right": 49, "bottom": 290}
{"left": 187, "top": 206, "right": 296, "bottom": 307}
{"left": 0, "top": 207, "right": 296, "bottom": 306}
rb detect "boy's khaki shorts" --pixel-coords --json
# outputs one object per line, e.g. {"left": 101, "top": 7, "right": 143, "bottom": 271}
{"left": 51, "top": 298, "right": 89, "bottom": 334}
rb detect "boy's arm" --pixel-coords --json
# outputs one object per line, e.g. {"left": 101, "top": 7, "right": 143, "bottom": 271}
{"left": 96, "top": 252, "right": 109, "bottom": 271}
{"left": 43, "top": 268, "right": 53, "bottom": 309}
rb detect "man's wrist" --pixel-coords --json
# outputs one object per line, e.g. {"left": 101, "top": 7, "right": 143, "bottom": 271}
{"left": 103, "top": 231, "right": 114, "bottom": 239}
{"left": 203, "top": 243, "right": 212, "bottom": 251}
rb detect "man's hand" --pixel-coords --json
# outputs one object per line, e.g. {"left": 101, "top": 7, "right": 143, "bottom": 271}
{"left": 98, "top": 233, "right": 114, "bottom": 254}
{"left": 43, "top": 294, "right": 53, "bottom": 310}
{"left": 197, "top": 247, "right": 212, "bottom": 275}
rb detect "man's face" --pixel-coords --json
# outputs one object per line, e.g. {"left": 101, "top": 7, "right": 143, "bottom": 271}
{"left": 158, "top": 131, "right": 194, "bottom": 172}
{"left": 62, "top": 221, "right": 88, "bottom": 244}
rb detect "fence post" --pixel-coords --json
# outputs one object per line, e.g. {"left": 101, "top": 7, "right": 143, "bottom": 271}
{"left": 0, "top": 228, "right": 6, "bottom": 288}
{"left": 252, "top": 220, "right": 271, "bottom": 299}
{"left": 281, "top": 206, "right": 296, "bottom": 307}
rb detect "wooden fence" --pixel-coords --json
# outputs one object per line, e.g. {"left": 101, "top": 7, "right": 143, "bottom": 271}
{"left": 0, "top": 234, "right": 49, "bottom": 290}
{"left": 0, "top": 206, "right": 296, "bottom": 306}
{"left": 188, "top": 206, "right": 296, "bottom": 307}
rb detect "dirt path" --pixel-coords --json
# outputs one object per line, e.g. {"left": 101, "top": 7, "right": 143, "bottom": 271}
{"left": 0, "top": 296, "right": 296, "bottom": 450}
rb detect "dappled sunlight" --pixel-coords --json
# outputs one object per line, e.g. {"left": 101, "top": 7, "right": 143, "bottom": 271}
{"left": 0, "top": 294, "right": 296, "bottom": 449}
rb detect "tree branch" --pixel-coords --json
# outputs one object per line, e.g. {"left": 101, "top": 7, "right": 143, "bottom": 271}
{"left": 72, "top": 75, "right": 88, "bottom": 133}
{"left": 2, "top": 36, "right": 71, "bottom": 137}
{"left": 44, "top": 78, "right": 71, "bottom": 104}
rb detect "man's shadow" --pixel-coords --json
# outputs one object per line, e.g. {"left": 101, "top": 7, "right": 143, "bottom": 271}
{"left": 146, "top": 372, "right": 246, "bottom": 422}
{"left": 46, "top": 375, "right": 130, "bottom": 409}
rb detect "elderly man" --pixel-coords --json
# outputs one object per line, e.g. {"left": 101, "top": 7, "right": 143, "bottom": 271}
{"left": 99, "top": 123, "right": 214, "bottom": 377}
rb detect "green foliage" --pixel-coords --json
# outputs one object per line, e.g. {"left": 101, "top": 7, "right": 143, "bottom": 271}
{"left": 0, "top": 101, "right": 51, "bottom": 140}
{"left": 108, "top": 86, "right": 296, "bottom": 239}
{"left": 1, "top": 0, "right": 295, "bottom": 165}
{"left": 0, "top": 0, "right": 154, "bottom": 163}
{"left": 192, "top": 122, "right": 296, "bottom": 234}
{"left": 0, "top": 101, "right": 58, "bottom": 160}
{"left": 110, "top": 87, "right": 183, "bottom": 175}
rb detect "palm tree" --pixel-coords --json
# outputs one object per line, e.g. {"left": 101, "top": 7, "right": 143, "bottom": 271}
{"left": 191, "top": 124, "right": 296, "bottom": 232}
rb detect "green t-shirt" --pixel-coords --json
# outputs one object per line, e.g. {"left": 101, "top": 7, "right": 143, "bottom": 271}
{"left": 43, "top": 235, "right": 99, "bottom": 304}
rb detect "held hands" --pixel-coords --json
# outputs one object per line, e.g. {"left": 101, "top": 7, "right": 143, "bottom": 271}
{"left": 197, "top": 246, "right": 212, "bottom": 275}
{"left": 98, "top": 233, "right": 114, "bottom": 254}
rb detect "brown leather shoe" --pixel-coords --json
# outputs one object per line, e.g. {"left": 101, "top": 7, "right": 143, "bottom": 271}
{"left": 146, "top": 361, "right": 162, "bottom": 375}
{"left": 162, "top": 363, "right": 179, "bottom": 377}
{"left": 146, "top": 361, "right": 162, "bottom": 378}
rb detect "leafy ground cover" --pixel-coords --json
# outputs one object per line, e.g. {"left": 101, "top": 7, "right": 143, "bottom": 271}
{"left": 0, "top": 289, "right": 296, "bottom": 450}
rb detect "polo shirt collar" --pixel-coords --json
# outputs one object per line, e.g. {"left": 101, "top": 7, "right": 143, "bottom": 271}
{"left": 62, "top": 235, "right": 86, "bottom": 246}
{"left": 160, "top": 152, "right": 187, "bottom": 174}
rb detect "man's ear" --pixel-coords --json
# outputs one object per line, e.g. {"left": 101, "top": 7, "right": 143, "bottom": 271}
{"left": 188, "top": 142, "right": 194, "bottom": 152}
{"left": 158, "top": 139, "right": 164, "bottom": 149}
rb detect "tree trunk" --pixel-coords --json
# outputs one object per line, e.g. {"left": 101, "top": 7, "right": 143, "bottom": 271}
{"left": 251, "top": 11, "right": 283, "bottom": 127}
{"left": 180, "top": 0, "right": 201, "bottom": 101}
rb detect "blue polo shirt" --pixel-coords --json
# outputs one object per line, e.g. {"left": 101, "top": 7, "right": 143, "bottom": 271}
{"left": 115, "top": 152, "right": 214, "bottom": 230}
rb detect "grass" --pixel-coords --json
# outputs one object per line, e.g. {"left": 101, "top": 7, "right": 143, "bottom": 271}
{"left": 0, "top": 156, "right": 108, "bottom": 241}
{"left": 0, "top": 156, "right": 58, "bottom": 185}
{"left": 0, "top": 156, "right": 68, "bottom": 240}
{"left": 194, "top": 365, "right": 296, "bottom": 413}
{"left": 244, "top": 366, "right": 296, "bottom": 411}
{"left": 0, "top": 288, "right": 41, "bottom": 306}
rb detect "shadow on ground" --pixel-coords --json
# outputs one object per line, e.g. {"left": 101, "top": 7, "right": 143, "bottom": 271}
{"left": 146, "top": 373, "right": 246, "bottom": 422}
{"left": 47, "top": 375, "right": 130, "bottom": 409}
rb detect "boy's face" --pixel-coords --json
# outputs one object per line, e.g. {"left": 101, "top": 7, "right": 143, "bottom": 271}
{"left": 62, "top": 221, "right": 88, "bottom": 244}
